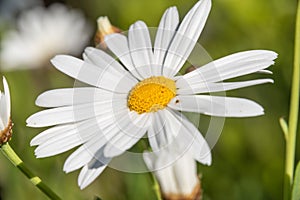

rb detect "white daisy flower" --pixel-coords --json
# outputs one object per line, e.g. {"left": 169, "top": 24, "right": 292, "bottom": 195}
{"left": 0, "top": 77, "right": 12, "bottom": 145}
{"left": 144, "top": 151, "right": 201, "bottom": 200}
{"left": 27, "top": 0, "right": 277, "bottom": 189}
{"left": 0, "top": 4, "right": 91, "bottom": 71}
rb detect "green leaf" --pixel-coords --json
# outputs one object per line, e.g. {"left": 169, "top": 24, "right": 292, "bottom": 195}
{"left": 292, "top": 162, "right": 300, "bottom": 200}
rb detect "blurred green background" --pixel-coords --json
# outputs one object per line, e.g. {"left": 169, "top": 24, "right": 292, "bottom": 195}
{"left": 0, "top": 0, "right": 298, "bottom": 199}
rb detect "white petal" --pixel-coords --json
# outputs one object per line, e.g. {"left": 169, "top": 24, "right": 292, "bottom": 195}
{"left": 78, "top": 157, "right": 111, "bottom": 189}
{"left": 34, "top": 130, "right": 83, "bottom": 158}
{"left": 83, "top": 47, "right": 138, "bottom": 84}
{"left": 0, "top": 93, "right": 5, "bottom": 130}
{"left": 51, "top": 55, "right": 134, "bottom": 93}
{"left": 147, "top": 111, "right": 172, "bottom": 152}
{"left": 27, "top": 103, "right": 103, "bottom": 127}
{"left": 36, "top": 87, "right": 125, "bottom": 108}
{"left": 31, "top": 123, "right": 75, "bottom": 146}
{"left": 0, "top": 77, "right": 10, "bottom": 128}
{"left": 64, "top": 145, "right": 96, "bottom": 173}
{"left": 173, "top": 153, "right": 198, "bottom": 195}
{"left": 145, "top": 151, "right": 199, "bottom": 195}
{"left": 3, "top": 77, "right": 10, "bottom": 122}
{"left": 153, "top": 6, "right": 179, "bottom": 75}
{"left": 32, "top": 119, "right": 101, "bottom": 157}
{"left": 36, "top": 87, "right": 95, "bottom": 108}
{"left": 154, "top": 154, "right": 178, "bottom": 194}
{"left": 27, "top": 97, "right": 127, "bottom": 127}
{"left": 63, "top": 110, "right": 128, "bottom": 172}
{"left": 176, "top": 78, "right": 274, "bottom": 94}
{"left": 163, "top": 0, "right": 211, "bottom": 77}
{"left": 128, "top": 21, "right": 153, "bottom": 79}
{"left": 257, "top": 70, "right": 273, "bottom": 74}
{"left": 182, "top": 50, "right": 277, "bottom": 83}
{"left": 105, "top": 33, "right": 144, "bottom": 80}
{"left": 84, "top": 47, "right": 125, "bottom": 73}
{"left": 169, "top": 95, "right": 264, "bottom": 117}
{"left": 104, "top": 112, "right": 150, "bottom": 157}
{"left": 163, "top": 109, "right": 211, "bottom": 165}
{"left": 63, "top": 119, "right": 118, "bottom": 172}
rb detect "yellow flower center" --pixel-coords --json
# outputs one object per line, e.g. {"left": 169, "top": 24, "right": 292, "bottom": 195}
{"left": 128, "top": 76, "right": 176, "bottom": 114}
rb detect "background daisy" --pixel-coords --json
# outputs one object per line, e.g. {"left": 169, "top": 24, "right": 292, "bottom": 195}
{"left": 0, "top": 3, "right": 92, "bottom": 71}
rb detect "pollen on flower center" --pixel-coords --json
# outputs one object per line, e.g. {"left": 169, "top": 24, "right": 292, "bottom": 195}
{"left": 128, "top": 76, "right": 176, "bottom": 114}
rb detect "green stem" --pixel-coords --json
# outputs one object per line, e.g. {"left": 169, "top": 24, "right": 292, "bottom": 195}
{"left": 1, "top": 143, "right": 61, "bottom": 200}
{"left": 284, "top": 1, "right": 300, "bottom": 199}
{"left": 151, "top": 172, "right": 162, "bottom": 200}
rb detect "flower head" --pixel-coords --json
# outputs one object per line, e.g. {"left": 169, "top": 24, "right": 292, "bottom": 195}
{"left": 0, "top": 4, "right": 91, "bottom": 71}
{"left": 0, "top": 77, "right": 12, "bottom": 145}
{"left": 94, "top": 16, "right": 121, "bottom": 47}
{"left": 144, "top": 151, "right": 201, "bottom": 200}
{"left": 27, "top": 0, "right": 277, "bottom": 189}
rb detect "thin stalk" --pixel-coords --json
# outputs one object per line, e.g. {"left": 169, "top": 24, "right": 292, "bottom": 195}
{"left": 151, "top": 172, "right": 162, "bottom": 200}
{"left": 1, "top": 143, "right": 61, "bottom": 200}
{"left": 284, "top": 1, "right": 300, "bottom": 199}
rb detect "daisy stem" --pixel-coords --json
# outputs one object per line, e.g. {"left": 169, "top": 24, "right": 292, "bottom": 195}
{"left": 284, "top": 1, "right": 300, "bottom": 199}
{"left": 151, "top": 172, "right": 162, "bottom": 200}
{"left": 0, "top": 143, "right": 61, "bottom": 200}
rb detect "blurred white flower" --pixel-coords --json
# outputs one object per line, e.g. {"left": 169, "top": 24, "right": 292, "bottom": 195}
{"left": 0, "top": 77, "right": 12, "bottom": 145}
{"left": 144, "top": 151, "right": 201, "bottom": 200}
{"left": 0, "top": 4, "right": 92, "bottom": 71}
{"left": 27, "top": 0, "right": 276, "bottom": 189}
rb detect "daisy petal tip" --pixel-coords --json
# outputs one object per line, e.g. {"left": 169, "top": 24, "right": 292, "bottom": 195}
{"left": 2, "top": 76, "right": 8, "bottom": 86}
{"left": 251, "top": 105, "right": 265, "bottom": 117}
{"left": 25, "top": 117, "right": 38, "bottom": 127}
{"left": 262, "top": 50, "right": 278, "bottom": 60}
{"left": 167, "top": 6, "right": 179, "bottom": 14}
{"left": 84, "top": 46, "right": 95, "bottom": 54}
{"left": 169, "top": 6, "right": 177, "bottom": 10}
{"left": 135, "top": 20, "right": 147, "bottom": 26}
{"left": 63, "top": 167, "right": 71, "bottom": 174}
{"left": 78, "top": 172, "right": 91, "bottom": 190}
{"left": 258, "top": 70, "right": 273, "bottom": 75}
{"left": 270, "top": 51, "right": 278, "bottom": 59}
{"left": 35, "top": 93, "right": 45, "bottom": 107}
{"left": 25, "top": 118, "right": 32, "bottom": 126}
{"left": 251, "top": 108, "right": 264, "bottom": 117}
{"left": 50, "top": 55, "right": 72, "bottom": 67}
{"left": 63, "top": 163, "right": 71, "bottom": 173}
{"left": 78, "top": 183, "right": 88, "bottom": 190}
{"left": 203, "top": 156, "right": 212, "bottom": 166}
{"left": 130, "top": 20, "right": 148, "bottom": 31}
{"left": 34, "top": 149, "right": 45, "bottom": 158}
{"left": 34, "top": 152, "right": 43, "bottom": 159}
{"left": 30, "top": 139, "right": 38, "bottom": 147}
{"left": 260, "top": 78, "right": 274, "bottom": 84}
{"left": 63, "top": 159, "right": 78, "bottom": 174}
{"left": 50, "top": 55, "right": 61, "bottom": 63}
{"left": 196, "top": 149, "right": 212, "bottom": 166}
